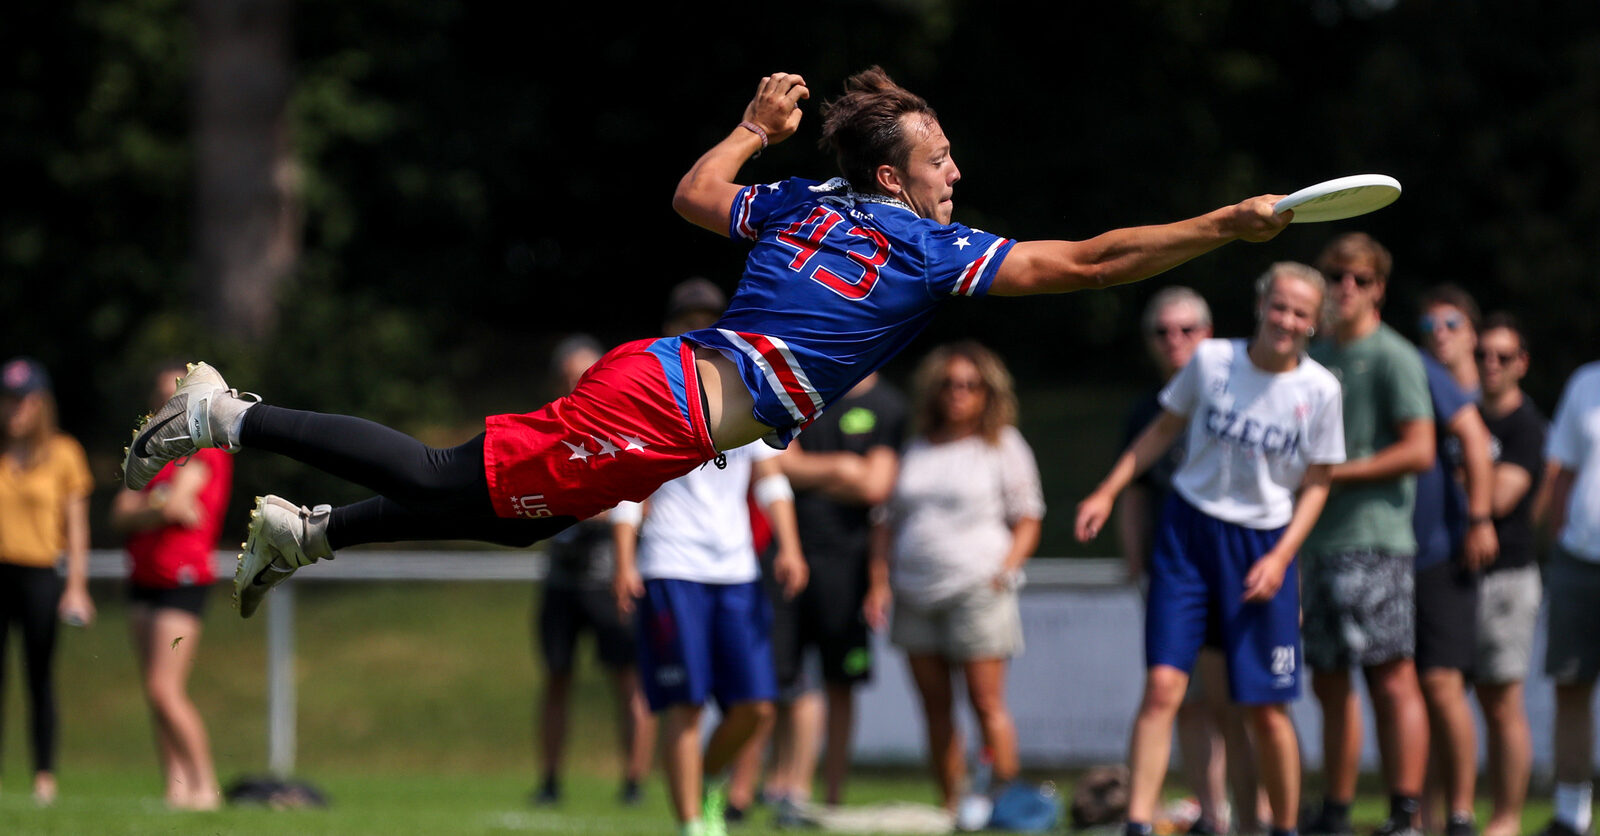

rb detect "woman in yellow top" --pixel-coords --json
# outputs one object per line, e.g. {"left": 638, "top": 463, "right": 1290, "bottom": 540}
{"left": 0, "top": 358, "right": 94, "bottom": 805}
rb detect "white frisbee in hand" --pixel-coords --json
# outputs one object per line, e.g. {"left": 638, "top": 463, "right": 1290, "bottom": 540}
{"left": 1274, "top": 174, "right": 1402, "bottom": 223}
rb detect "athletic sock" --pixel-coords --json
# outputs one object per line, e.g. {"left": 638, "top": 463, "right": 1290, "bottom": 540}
{"left": 1318, "top": 799, "right": 1352, "bottom": 831}
{"left": 1555, "top": 782, "right": 1594, "bottom": 833}
{"left": 679, "top": 819, "right": 707, "bottom": 836}
{"left": 1388, "top": 795, "right": 1420, "bottom": 827}
{"left": 1125, "top": 822, "right": 1154, "bottom": 836}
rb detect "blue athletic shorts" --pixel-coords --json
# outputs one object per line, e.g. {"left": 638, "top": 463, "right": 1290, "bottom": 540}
{"left": 1145, "top": 494, "right": 1302, "bottom": 705}
{"left": 634, "top": 578, "right": 777, "bottom": 712}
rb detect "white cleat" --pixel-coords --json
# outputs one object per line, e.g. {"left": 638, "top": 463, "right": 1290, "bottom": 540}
{"left": 234, "top": 495, "right": 334, "bottom": 619}
{"left": 120, "top": 362, "right": 255, "bottom": 490}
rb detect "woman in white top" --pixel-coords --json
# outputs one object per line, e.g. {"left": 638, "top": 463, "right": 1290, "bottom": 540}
{"left": 869, "top": 341, "right": 1044, "bottom": 811}
{"left": 1076, "top": 263, "right": 1345, "bottom": 836}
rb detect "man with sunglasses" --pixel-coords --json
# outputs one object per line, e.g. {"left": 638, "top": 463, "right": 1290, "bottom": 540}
{"left": 1470, "top": 314, "right": 1545, "bottom": 836}
{"left": 1418, "top": 285, "right": 1484, "bottom": 396}
{"left": 1410, "top": 284, "right": 1498, "bottom": 836}
{"left": 1300, "top": 233, "right": 1435, "bottom": 836}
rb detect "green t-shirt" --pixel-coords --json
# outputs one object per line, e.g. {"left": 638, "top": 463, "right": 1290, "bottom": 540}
{"left": 1303, "top": 322, "right": 1433, "bottom": 556}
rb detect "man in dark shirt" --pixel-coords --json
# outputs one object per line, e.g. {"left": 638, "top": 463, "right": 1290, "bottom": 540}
{"left": 769, "top": 372, "right": 906, "bottom": 810}
{"left": 1470, "top": 314, "right": 1546, "bottom": 836}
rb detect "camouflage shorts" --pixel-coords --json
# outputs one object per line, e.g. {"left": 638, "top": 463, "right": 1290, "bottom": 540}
{"left": 1302, "top": 548, "right": 1415, "bottom": 670}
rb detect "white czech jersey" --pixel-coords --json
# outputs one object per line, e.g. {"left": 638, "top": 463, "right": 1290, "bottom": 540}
{"left": 624, "top": 440, "right": 779, "bottom": 584}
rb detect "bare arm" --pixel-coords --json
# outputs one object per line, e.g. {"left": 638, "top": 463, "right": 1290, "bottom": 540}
{"left": 1534, "top": 461, "right": 1576, "bottom": 542}
{"left": 994, "top": 516, "right": 1042, "bottom": 590}
{"left": 988, "top": 197, "right": 1290, "bottom": 297}
{"left": 1076, "top": 409, "right": 1188, "bottom": 541}
{"left": 1243, "top": 464, "right": 1333, "bottom": 602}
{"left": 754, "top": 457, "right": 809, "bottom": 598}
{"left": 780, "top": 445, "right": 899, "bottom": 506}
{"left": 672, "top": 73, "right": 810, "bottom": 235}
{"left": 1489, "top": 462, "right": 1534, "bottom": 519}
{"left": 611, "top": 502, "right": 646, "bottom": 617}
{"left": 864, "top": 519, "right": 893, "bottom": 631}
{"left": 59, "top": 494, "right": 94, "bottom": 626}
{"left": 109, "top": 459, "right": 211, "bottom": 535}
{"left": 1448, "top": 405, "right": 1499, "bottom": 570}
{"left": 1329, "top": 418, "right": 1436, "bottom": 483}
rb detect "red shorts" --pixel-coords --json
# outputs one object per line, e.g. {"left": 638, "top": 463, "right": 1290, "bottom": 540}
{"left": 484, "top": 338, "right": 718, "bottom": 521}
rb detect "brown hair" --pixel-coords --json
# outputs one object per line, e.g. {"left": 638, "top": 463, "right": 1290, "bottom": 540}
{"left": 1419, "top": 283, "right": 1482, "bottom": 329}
{"left": 910, "top": 341, "right": 1018, "bottom": 444}
{"left": 1315, "top": 232, "right": 1393, "bottom": 280}
{"left": 1481, "top": 311, "right": 1529, "bottom": 354}
{"left": 819, "top": 67, "right": 938, "bottom": 194}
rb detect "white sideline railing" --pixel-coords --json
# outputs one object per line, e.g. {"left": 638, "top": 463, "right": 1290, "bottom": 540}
{"left": 86, "top": 549, "right": 1125, "bottom": 776}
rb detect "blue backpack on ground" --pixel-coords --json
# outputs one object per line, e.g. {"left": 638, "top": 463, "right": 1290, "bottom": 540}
{"left": 986, "top": 780, "right": 1063, "bottom": 832}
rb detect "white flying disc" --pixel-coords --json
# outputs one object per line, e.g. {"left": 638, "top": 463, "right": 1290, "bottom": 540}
{"left": 1274, "top": 174, "right": 1402, "bottom": 223}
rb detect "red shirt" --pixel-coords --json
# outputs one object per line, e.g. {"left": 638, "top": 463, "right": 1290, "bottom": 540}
{"left": 125, "top": 448, "right": 233, "bottom": 588}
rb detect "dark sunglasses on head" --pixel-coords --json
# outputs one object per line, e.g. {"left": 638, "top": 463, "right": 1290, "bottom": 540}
{"left": 1474, "top": 348, "right": 1520, "bottom": 365}
{"left": 1419, "top": 313, "right": 1466, "bottom": 335}
{"left": 1151, "top": 325, "right": 1199, "bottom": 339}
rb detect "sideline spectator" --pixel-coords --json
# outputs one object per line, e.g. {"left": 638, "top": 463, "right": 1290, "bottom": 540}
{"left": 110, "top": 363, "right": 233, "bottom": 810}
{"left": 1470, "top": 315, "right": 1546, "bottom": 836}
{"left": 767, "top": 371, "right": 906, "bottom": 813}
{"left": 871, "top": 341, "right": 1043, "bottom": 812}
{"left": 532, "top": 334, "right": 655, "bottom": 806}
{"left": 611, "top": 279, "right": 808, "bottom": 836}
{"left": 1078, "top": 262, "right": 1343, "bottom": 836}
{"left": 1412, "top": 286, "right": 1498, "bottom": 836}
{"left": 1531, "top": 358, "right": 1600, "bottom": 836}
{"left": 0, "top": 357, "right": 93, "bottom": 806}
{"left": 1301, "top": 234, "right": 1434, "bottom": 836}
{"left": 1121, "top": 287, "right": 1268, "bottom": 835}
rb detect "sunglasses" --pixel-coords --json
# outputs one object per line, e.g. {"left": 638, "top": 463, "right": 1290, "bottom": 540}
{"left": 1151, "top": 324, "right": 1200, "bottom": 339}
{"left": 940, "top": 378, "right": 985, "bottom": 392}
{"left": 1419, "top": 313, "right": 1467, "bottom": 335}
{"left": 1474, "top": 348, "right": 1520, "bottom": 366}
{"left": 1327, "top": 269, "right": 1379, "bottom": 288}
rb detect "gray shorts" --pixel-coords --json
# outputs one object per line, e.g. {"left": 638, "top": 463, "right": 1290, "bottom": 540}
{"left": 890, "top": 584, "right": 1023, "bottom": 661}
{"left": 1544, "top": 549, "right": 1600, "bottom": 684}
{"left": 1474, "top": 564, "right": 1542, "bottom": 684}
{"left": 1302, "top": 548, "right": 1415, "bottom": 671}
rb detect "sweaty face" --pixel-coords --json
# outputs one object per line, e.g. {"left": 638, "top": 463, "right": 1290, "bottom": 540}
{"left": 889, "top": 115, "right": 960, "bottom": 224}
{"left": 1256, "top": 275, "right": 1323, "bottom": 358}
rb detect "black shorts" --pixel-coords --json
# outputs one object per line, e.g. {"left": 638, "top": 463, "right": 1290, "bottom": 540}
{"left": 1414, "top": 558, "right": 1480, "bottom": 673}
{"left": 537, "top": 583, "right": 636, "bottom": 675}
{"left": 767, "top": 550, "right": 873, "bottom": 691}
{"left": 126, "top": 582, "right": 211, "bottom": 617}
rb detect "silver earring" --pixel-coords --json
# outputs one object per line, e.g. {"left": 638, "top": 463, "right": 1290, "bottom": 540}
{"left": 1306, "top": 326, "right": 1317, "bottom": 338}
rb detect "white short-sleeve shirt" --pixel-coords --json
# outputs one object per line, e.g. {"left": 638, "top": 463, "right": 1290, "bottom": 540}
{"left": 623, "top": 440, "right": 779, "bottom": 584}
{"left": 1546, "top": 361, "right": 1600, "bottom": 560}
{"left": 1160, "top": 339, "right": 1345, "bottom": 529}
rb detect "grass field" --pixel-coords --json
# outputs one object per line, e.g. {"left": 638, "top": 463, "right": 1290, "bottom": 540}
{"left": 0, "top": 574, "right": 1563, "bottom": 834}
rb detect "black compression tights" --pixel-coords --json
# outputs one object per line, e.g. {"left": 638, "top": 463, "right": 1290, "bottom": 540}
{"left": 238, "top": 404, "right": 575, "bottom": 549}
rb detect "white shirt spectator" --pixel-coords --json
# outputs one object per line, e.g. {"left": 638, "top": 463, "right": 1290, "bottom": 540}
{"left": 618, "top": 440, "right": 778, "bottom": 584}
{"left": 1546, "top": 361, "right": 1600, "bottom": 561}
{"left": 887, "top": 426, "right": 1044, "bottom": 607}
{"left": 1161, "top": 338, "right": 1346, "bottom": 529}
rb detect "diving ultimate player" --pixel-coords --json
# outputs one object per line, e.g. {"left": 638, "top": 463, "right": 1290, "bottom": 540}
{"left": 121, "top": 67, "right": 1292, "bottom": 617}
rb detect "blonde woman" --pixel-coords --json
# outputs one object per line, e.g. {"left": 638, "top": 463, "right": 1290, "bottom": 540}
{"left": 0, "top": 358, "right": 94, "bottom": 805}
{"left": 868, "top": 341, "right": 1043, "bottom": 810}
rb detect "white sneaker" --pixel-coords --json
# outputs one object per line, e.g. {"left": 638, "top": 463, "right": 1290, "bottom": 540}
{"left": 234, "top": 496, "right": 334, "bottom": 618}
{"left": 121, "top": 362, "right": 256, "bottom": 490}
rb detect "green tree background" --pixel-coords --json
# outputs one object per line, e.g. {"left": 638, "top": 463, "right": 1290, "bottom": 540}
{"left": 4, "top": 0, "right": 1597, "bottom": 554}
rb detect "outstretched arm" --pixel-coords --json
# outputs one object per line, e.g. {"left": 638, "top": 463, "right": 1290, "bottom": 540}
{"left": 673, "top": 73, "right": 810, "bottom": 235}
{"left": 1075, "top": 409, "right": 1188, "bottom": 542}
{"left": 989, "top": 197, "right": 1290, "bottom": 296}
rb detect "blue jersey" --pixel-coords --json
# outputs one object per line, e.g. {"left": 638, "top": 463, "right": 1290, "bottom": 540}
{"left": 682, "top": 177, "right": 1016, "bottom": 445}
